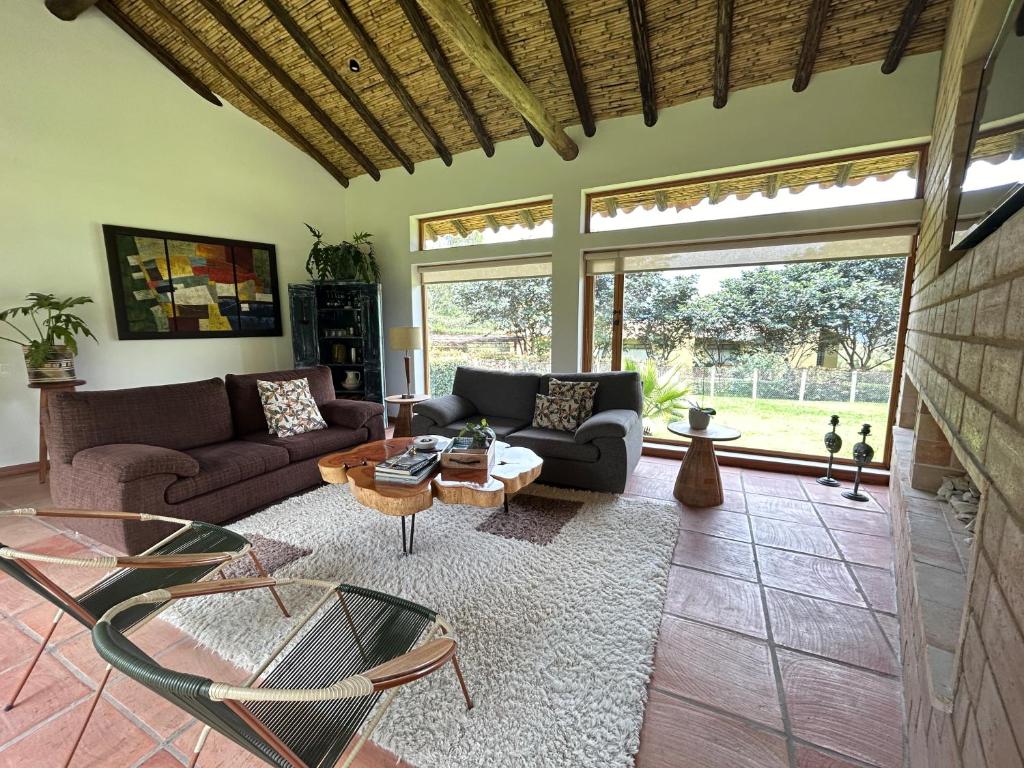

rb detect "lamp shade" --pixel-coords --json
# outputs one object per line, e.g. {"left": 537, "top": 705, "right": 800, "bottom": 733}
{"left": 388, "top": 326, "right": 422, "bottom": 351}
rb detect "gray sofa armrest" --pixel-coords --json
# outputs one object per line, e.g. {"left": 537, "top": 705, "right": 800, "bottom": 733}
{"left": 575, "top": 409, "right": 640, "bottom": 444}
{"left": 320, "top": 399, "right": 385, "bottom": 429}
{"left": 71, "top": 444, "right": 200, "bottom": 483}
{"left": 414, "top": 394, "right": 475, "bottom": 427}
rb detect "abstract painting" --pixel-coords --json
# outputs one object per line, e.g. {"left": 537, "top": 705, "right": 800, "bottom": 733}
{"left": 103, "top": 225, "right": 281, "bottom": 339}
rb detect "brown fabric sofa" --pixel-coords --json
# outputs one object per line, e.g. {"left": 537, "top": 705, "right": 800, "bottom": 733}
{"left": 44, "top": 366, "right": 383, "bottom": 554}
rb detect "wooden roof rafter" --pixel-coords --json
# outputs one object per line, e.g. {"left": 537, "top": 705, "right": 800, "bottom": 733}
{"left": 469, "top": 0, "right": 544, "bottom": 147}
{"left": 713, "top": 0, "right": 734, "bottom": 108}
{"left": 398, "top": 0, "right": 495, "bottom": 157}
{"left": 882, "top": 0, "right": 930, "bottom": 74}
{"left": 543, "top": 0, "right": 595, "bottom": 137}
{"left": 134, "top": 0, "right": 350, "bottom": 187}
{"left": 793, "top": 0, "right": 833, "bottom": 92}
{"left": 191, "top": 0, "right": 379, "bottom": 180}
{"left": 626, "top": 0, "right": 657, "bottom": 126}
{"left": 261, "top": 0, "right": 415, "bottom": 174}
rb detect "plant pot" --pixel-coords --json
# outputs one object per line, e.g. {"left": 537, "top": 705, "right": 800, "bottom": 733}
{"left": 23, "top": 345, "right": 76, "bottom": 383}
{"left": 688, "top": 407, "right": 712, "bottom": 430}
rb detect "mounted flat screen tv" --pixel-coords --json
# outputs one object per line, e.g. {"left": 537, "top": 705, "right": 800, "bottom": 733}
{"left": 950, "top": 1, "right": 1024, "bottom": 250}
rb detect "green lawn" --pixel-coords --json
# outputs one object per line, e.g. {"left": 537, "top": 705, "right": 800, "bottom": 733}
{"left": 645, "top": 395, "right": 890, "bottom": 458}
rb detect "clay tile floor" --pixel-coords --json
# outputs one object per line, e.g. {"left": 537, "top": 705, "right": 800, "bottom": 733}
{"left": 0, "top": 459, "right": 900, "bottom": 768}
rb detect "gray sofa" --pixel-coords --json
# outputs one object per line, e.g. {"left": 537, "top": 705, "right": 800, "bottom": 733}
{"left": 411, "top": 367, "right": 643, "bottom": 493}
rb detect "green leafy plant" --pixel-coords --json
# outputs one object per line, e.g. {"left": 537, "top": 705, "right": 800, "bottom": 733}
{"left": 625, "top": 358, "right": 692, "bottom": 425}
{"left": 0, "top": 293, "right": 97, "bottom": 367}
{"left": 304, "top": 225, "right": 381, "bottom": 283}
{"left": 457, "top": 418, "right": 494, "bottom": 449}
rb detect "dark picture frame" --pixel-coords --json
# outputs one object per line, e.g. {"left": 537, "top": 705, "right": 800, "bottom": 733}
{"left": 103, "top": 224, "right": 282, "bottom": 340}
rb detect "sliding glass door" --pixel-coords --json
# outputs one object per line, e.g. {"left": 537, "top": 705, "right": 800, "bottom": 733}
{"left": 585, "top": 232, "right": 914, "bottom": 464}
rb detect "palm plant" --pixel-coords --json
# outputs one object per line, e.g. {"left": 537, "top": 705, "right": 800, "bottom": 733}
{"left": 0, "top": 293, "right": 96, "bottom": 367}
{"left": 304, "top": 225, "right": 381, "bottom": 283}
{"left": 624, "top": 358, "right": 691, "bottom": 432}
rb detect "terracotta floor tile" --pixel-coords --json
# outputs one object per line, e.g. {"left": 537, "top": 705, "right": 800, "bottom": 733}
{"left": 172, "top": 724, "right": 266, "bottom": 768}
{"left": 832, "top": 530, "right": 894, "bottom": 569}
{"left": 779, "top": 650, "right": 903, "bottom": 768}
{"left": 652, "top": 615, "right": 782, "bottom": 729}
{"left": 742, "top": 472, "right": 808, "bottom": 500}
{"left": 0, "top": 620, "right": 42, "bottom": 675}
{"left": 745, "top": 494, "right": 821, "bottom": 526}
{"left": 766, "top": 590, "right": 897, "bottom": 675}
{"left": 851, "top": 565, "right": 897, "bottom": 614}
{"left": 340, "top": 739, "right": 402, "bottom": 768}
{"left": 625, "top": 476, "right": 676, "bottom": 501}
{"left": 0, "top": 474, "right": 53, "bottom": 510}
{"left": 665, "top": 567, "right": 766, "bottom": 639}
{"left": 752, "top": 518, "right": 839, "bottom": 558}
{"left": 876, "top": 613, "right": 901, "bottom": 658}
{"left": 672, "top": 530, "right": 757, "bottom": 581}
{"left": 15, "top": 601, "right": 88, "bottom": 645}
{"left": 139, "top": 751, "right": 187, "bottom": 767}
{"left": 0, "top": 698, "right": 156, "bottom": 768}
{"left": 720, "top": 470, "right": 744, "bottom": 491}
{"left": 681, "top": 488, "right": 747, "bottom": 514}
{"left": 756, "top": 548, "right": 865, "bottom": 607}
{"left": 678, "top": 506, "right": 752, "bottom": 542}
{"left": 800, "top": 481, "right": 884, "bottom": 512}
{"left": 107, "top": 671, "right": 193, "bottom": 739}
{"left": 156, "top": 642, "right": 251, "bottom": 686}
{"left": 816, "top": 504, "right": 890, "bottom": 538}
{"left": 0, "top": 653, "right": 90, "bottom": 743}
{"left": 0, "top": 573, "right": 46, "bottom": 616}
{"left": 0, "top": 516, "right": 57, "bottom": 548}
{"left": 637, "top": 691, "right": 789, "bottom": 768}
{"left": 129, "top": 618, "right": 192, "bottom": 657}
{"left": 53, "top": 630, "right": 115, "bottom": 685}
{"left": 795, "top": 744, "right": 867, "bottom": 767}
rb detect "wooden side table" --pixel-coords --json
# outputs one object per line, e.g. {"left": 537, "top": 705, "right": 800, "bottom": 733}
{"left": 28, "top": 379, "right": 85, "bottom": 484}
{"left": 385, "top": 394, "right": 430, "bottom": 438}
{"left": 667, "top": 422, "right": 741, "bottom": 507}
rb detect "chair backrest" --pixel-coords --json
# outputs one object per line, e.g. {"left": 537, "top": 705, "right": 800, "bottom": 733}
{"left": 91, "top": 622, "right": 294, "bottom": 768}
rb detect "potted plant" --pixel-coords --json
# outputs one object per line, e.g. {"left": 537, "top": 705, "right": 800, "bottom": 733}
{"left": 687, "top": 368, "right": 716, "bottom": 430}
{"left": 0, "top": 293, "right": 97, "bottom": 383}
{"left": 457, "top": 418, "right": 495, "bottom": 449}
{"left": 304, "top": 225, "right": 381, "bottom": 283}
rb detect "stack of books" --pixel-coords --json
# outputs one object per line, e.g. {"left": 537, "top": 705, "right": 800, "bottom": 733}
{"left": 374, "top": 449, "right": 440, "bottom": 485}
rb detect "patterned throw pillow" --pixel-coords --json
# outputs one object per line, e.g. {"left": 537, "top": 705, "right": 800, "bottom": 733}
{"left": 257, "top": 378, "right": 327, "bottom": 437}
{"left": 532, "top": 394, "right": 580, "bottom": 432}
{"left": 549, "top": 378, "right": 599, "bottom": 424}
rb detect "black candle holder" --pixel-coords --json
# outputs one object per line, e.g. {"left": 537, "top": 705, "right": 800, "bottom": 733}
{"left": 817, "top": 415, "right": 842, "bottom": 487}
{"left": 841, "top": 423, "right": 874, "bottom": 502}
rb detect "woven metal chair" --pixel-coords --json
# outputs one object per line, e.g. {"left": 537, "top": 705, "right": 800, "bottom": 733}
{"left": 0, "top": 507, "right": 290, "bottom": 767}
{"left": 92, "top": 576, "right": 473, "bottom": 768}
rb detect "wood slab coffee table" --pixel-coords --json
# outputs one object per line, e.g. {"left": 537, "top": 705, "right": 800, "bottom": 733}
{"left": 318, "top": 437, "right": 543, "bottom": 553}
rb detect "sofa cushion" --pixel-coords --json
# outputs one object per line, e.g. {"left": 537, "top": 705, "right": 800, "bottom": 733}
{"left": 549, "top": 378, "right": 599, "bottom": 423}
{"left": 46, "top": 378, "right": 233, "bottom": 462}
{"left": 506, "top": 427, "right": 600, "bottom": 462}
{"left": 540, "top": 371, "right": 642, "bottom": 414}
{"left": 320, "top": 399, "right": 385, "bottom": 430}
{"left": 72, "top": 444, "right": 200, "bottom": 483}
{"left": 243, "top": 426, "right": 369, "bottom": 462}
{"left": 166, "top": 441, "right": 290, "bottom": 504}
{"left": 575, "top": 409, "right": 640, "bottom": 444}
{"left": 225, "top": 367, "right": 335, "bottom": 437}
{"left": 452, "top": 367, "right": 540, "bottom": 421}
{"left": 444, "top": 416, "right": 530, "bottom": 439}
{"left": 413, "top": 394, "right": 475, "bottom": 428}
{"left": 257, "top": 378, "right": 327, "bottom": 437}
{"left": 531, "top": 394, "right": 580, "bottom": 432}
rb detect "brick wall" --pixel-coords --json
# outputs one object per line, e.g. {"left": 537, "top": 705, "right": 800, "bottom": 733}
{"left": 899, "top": 0, "right": 1024, "bottom": 763}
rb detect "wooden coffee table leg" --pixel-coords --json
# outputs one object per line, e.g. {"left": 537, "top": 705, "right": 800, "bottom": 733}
{"left": 673, "top": 437, "right": 724, "bottom": 507}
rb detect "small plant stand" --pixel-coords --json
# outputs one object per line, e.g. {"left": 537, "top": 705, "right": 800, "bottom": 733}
{"left": 29, "top": 378, "right": 85, "bottom": 484}
{"left": 667, "top": 422, "right": 741, "bottom": 507}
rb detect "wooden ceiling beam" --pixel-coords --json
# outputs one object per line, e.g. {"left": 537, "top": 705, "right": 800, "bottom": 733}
{"left": 193, "top": 0, "right": 379, "bottom": 179}
{"left": 518, "top": 209, "right": 536, "bottom": 229}
{"left": 835, "top": 162, "right": 853, "bottom": 187}
{"left": 262, "top": 0, "right": 413, "bottom": 174}
{"left": 654, "top": 190, "right": 669, "bottom": 212}
{"left": 44, "top": 0, "right": 97, "bottom": 21}
{"left": 470, "top": 0, "right": 544, "bottom": 148}
{"left": 713, "top": 0, "right": 733, "bottom": 108}
{"left": 881, "top": 0, "right": 928, "bottom": 74}
{"left": 764, "top": 174, "right": 780, "bottom": 199}
{"left": 398, "top": 0, "right": 495, "bottom": 157}
{"left": 793, "top": 0, "right": 832, "bottom": 92}
{"left": 328, "top": 0, "right": 451, "bottom": 166}
{"left": 626, "top": 0, "right": 656, "bottom": 126}
{"left": 543, "top": 0, "right": 595, "bottom": 137}
{"left": 452, "top": 219, "right": 469, "bottom": 237}
{"left": 95, "top": 0, "right": 221, "bottom": 107}
{"left": 484, "top": 214, "right": 500, "bottom": 232}
{"left": 137, "top": 0, "right": 348, "bottom": 187}
{"left": 414, "top": 0, "right": 578, "bottom": 161}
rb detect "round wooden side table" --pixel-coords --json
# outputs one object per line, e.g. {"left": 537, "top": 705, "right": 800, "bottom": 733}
{"left": 385, "top": 394, "right": 430, "bottom": 438}
{"left": 667, "top": 422, "right": 741, "bottom": 507}
{"left": 28, "top": 378, "right": 85, "bottom": 484}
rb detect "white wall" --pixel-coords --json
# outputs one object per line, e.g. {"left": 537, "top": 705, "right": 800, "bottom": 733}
{"left": 0, "top": 3, "right": 347, "bottom": 467}
{"left": 345, "top": 53, "right": 943, "bottom": 397}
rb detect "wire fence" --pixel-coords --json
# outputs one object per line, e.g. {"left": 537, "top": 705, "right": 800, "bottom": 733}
{"left": 691, "top": 366, "right": 892, "bottom": 403}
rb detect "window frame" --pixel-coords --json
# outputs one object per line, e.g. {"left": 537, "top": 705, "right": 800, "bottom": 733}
{"left": 416, "top": 198, "right": 554, "bottom": 252}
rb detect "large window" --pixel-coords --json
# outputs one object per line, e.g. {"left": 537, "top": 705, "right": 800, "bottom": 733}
{"left": 586, "top": 232, "right": 913, "bottom": 464}
{"left": 418, "top": 199, "right": 553, "bottom": 251}
{"left": 420, "top": 257, "right": 552, "bottom": 395}
{"left": 585, "top": 148, "right": 925, "bottom": 234}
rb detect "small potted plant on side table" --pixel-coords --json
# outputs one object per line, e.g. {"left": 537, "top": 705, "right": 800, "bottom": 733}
{"left": 0, "top": 293, "right": 96, "bottom": 382}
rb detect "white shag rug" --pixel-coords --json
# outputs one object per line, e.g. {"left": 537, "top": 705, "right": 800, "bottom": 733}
{"left": 163, "top": 483, "right": 678, "bottom": 768}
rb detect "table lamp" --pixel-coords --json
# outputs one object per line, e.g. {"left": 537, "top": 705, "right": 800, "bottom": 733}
{"left": 388, "top": 326, "right": 422, "bottom": 398}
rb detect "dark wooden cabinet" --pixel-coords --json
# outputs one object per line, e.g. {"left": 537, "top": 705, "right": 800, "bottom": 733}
{"left": 288, "top": 281, "right": 385, "bottom": 404}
